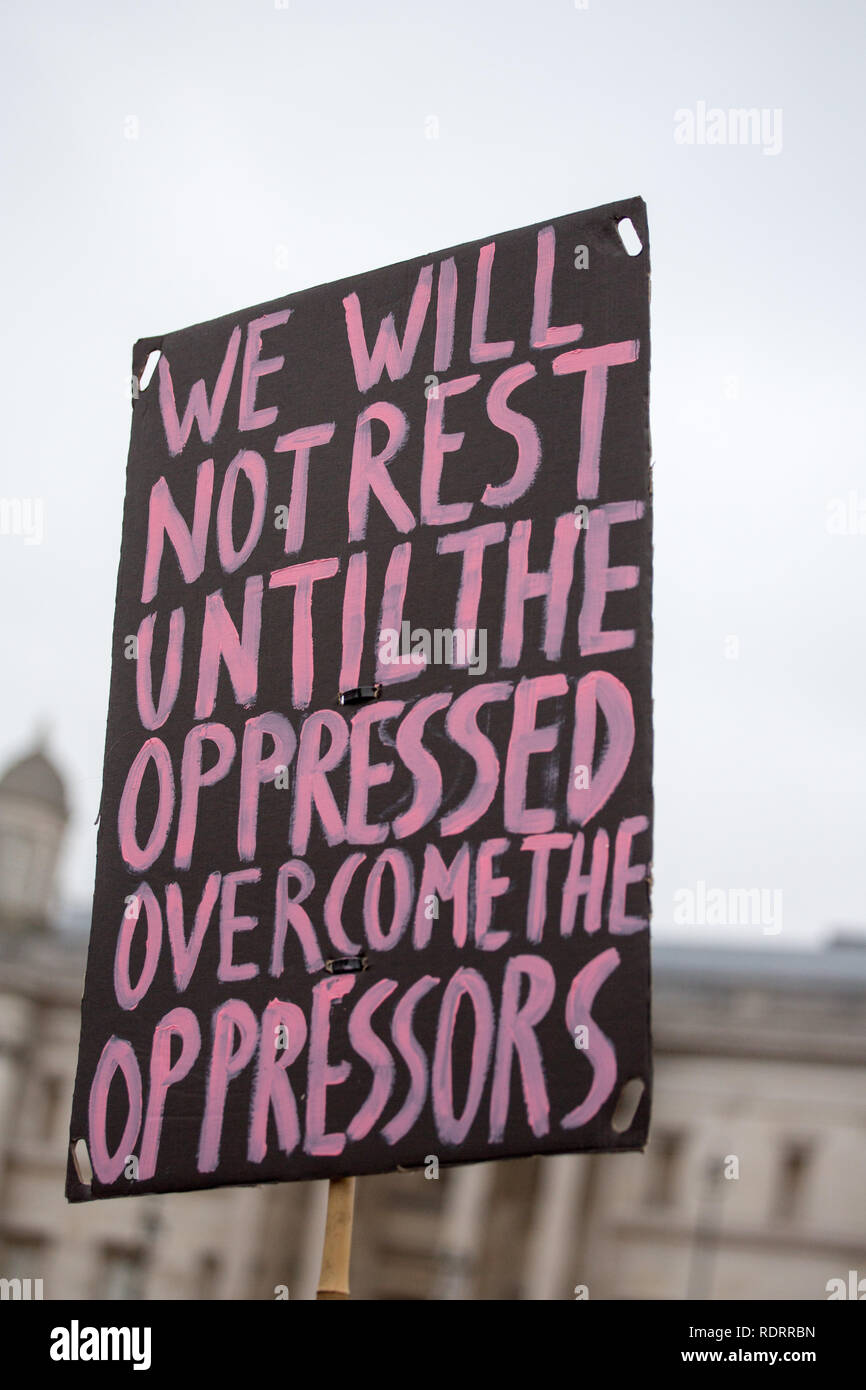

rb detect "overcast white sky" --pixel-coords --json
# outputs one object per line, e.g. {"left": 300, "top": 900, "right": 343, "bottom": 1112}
{"left": 1, "top": 0, "right": 863, "bottom": 949}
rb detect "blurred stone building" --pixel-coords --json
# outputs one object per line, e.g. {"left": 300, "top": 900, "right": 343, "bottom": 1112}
{"left": 0, "top": 737, "right": 863, "bottom": 1300}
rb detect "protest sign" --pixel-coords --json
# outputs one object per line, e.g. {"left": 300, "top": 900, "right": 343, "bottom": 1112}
{"left": 67, "top": 196, "right": 652, "bottom": 1200}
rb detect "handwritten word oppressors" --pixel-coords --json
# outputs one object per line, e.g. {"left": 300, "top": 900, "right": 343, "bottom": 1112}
{"left": 67, "top": 198, "right": 652, "bottom": 1200}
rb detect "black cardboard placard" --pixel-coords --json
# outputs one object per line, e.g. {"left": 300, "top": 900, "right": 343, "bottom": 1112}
{"left": 67, "top": 197, "right": 652, "bottom": 1201}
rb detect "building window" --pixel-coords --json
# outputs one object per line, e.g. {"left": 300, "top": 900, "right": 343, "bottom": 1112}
{"left": 644, "top": 1130, "right": 683, "bottom": 1207}
{"left": 197, "top": 1252, "right": 220, "bottom": 1300}
{"left": 0, "top": 1232, "right": 47, "bottom": 1283}
{"left": 99, "top": 1247, "right": 145, "bottom": 1300}
{"left": 34, "top": 1073, "right": 65, "bottom": 1144}
{"left": 773, "top": 1140, "right": 812, "bottom": 1222}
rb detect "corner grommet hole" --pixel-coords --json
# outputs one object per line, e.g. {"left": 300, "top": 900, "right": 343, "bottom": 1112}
{"left": 71, "top": 1137, "right": 93, "bottom": 1187}
{"left": 611, "top": 1076, "right": 645, "bottom": 1133}
{"left": 616, "top": 217, "right": 643, "bottom": 256}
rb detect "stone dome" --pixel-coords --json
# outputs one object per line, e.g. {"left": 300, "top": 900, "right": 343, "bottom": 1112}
{"left": 0, "top": 747, "right": 69, "bottom": 818}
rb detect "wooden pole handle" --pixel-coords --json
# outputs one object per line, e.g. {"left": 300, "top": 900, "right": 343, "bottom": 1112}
{"left": 316, "top": 1176, "right": 356, "bottom": 1300}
